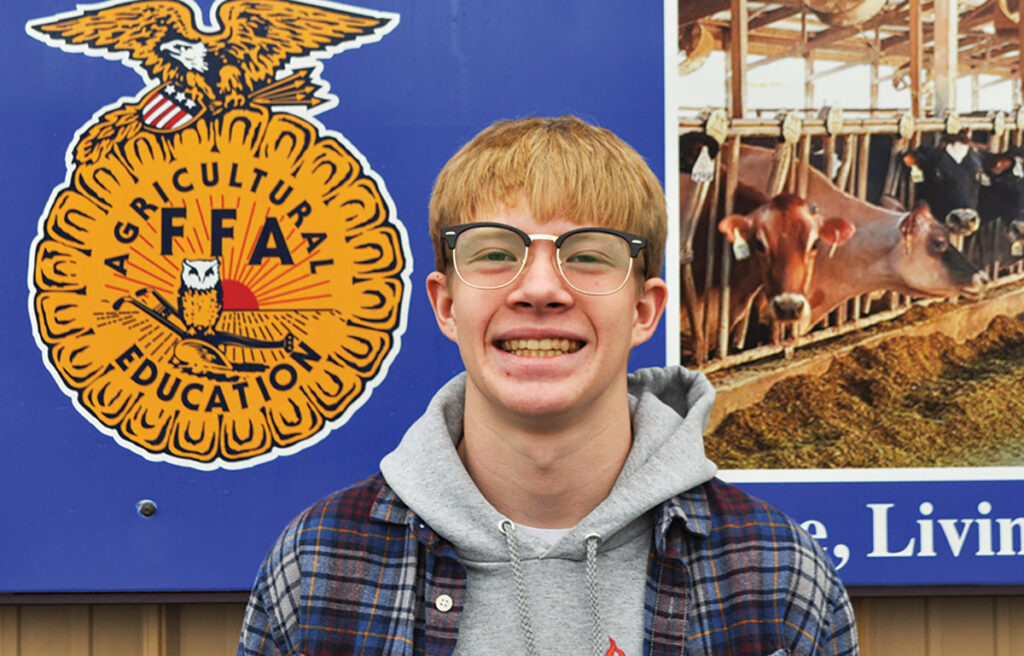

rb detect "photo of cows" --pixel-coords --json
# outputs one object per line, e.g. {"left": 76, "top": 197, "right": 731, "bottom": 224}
{"left": 676, "top": 0, "right": 1024, "bottom": 472}
{"left": 680, "top": 124, "right": 1024, "bottom": 470}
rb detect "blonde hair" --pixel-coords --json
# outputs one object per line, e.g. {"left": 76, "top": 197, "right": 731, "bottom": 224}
{"left": 429, "top": 116, "right": 666, "bottom": 278}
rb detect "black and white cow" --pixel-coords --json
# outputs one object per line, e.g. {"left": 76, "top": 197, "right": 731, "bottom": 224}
{"left": 971, "top": 147, "right": 1024, "bottom": 275}
{"left": 901, "top": 132, "right": 983, "bottom": 236}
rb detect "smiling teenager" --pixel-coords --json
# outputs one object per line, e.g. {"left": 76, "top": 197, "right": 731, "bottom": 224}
{"left": 238, "top": 117, "right": 859, "bottom": 656}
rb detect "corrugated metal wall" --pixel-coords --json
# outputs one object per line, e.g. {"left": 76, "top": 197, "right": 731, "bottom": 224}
{"left": 1, "top": 596, "right": 1022, "bottom": 655}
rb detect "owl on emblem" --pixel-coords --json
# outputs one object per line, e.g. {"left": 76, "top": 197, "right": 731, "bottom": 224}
{"left": 179, "top": 258, "right": 223, "bottom": 336}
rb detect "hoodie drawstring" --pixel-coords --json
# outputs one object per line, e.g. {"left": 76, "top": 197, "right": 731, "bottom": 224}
{"left": 500, "top": 519, "right": 540, "bottom": 656}
{"left": 499, "top": 519, "right": 606, "bottom": 656}
{"left": 584, "top": 533, "right": 604, "bottom": 656}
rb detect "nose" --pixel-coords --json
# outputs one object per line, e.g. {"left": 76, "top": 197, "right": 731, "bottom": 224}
{"left": 771, "top": 293, "right": 808, "bottom": 321}
{"left": 944, "top": 208, "right": 980, "bottom": 236}
{"left": 505, "top": 243, "right": 574, "bottom": 308}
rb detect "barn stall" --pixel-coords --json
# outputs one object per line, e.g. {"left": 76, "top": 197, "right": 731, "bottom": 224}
{"left": 677, "top": 0, "right": 1024, "bottom": 418}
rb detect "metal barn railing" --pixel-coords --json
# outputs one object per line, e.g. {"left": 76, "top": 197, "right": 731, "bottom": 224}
{"left": 679, "top": 107, "right": 1024, "bottom": 371}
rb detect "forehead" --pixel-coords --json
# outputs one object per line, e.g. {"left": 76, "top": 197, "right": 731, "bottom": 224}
{"left": 757, "top": 198, "right": 816, "bottom": 244}
{"left": 471, "top": 202, "right": 597, "bottom": 235}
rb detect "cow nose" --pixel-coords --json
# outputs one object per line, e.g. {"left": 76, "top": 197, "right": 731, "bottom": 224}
{"left": 771, "top": 294, "right": 808, "bottom": 321}
{"left": 944, "top": 208, "right": 980, "bottom": 235}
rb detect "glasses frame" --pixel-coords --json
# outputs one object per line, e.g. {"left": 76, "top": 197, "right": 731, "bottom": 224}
{"left": 441, "top": 222, "right": 648, "bottom": 296}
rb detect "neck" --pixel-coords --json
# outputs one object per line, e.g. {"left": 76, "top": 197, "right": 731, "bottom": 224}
{"left": 458, "top": 386, "right": 633, "bottom": 529}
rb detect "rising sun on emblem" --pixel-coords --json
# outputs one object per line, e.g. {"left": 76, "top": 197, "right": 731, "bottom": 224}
{"left": 28, "top": 0, "right": 410, "bottom": 469}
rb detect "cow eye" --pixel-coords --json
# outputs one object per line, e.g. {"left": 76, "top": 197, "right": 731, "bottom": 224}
{"left": 810, "top": 238, "right": 822, "bottom": 251}
{"left": 751, "top": 238, "right": 766, "bottom": 253}
{"left": 930, "top": 239, "right": 948, "bottom": 253}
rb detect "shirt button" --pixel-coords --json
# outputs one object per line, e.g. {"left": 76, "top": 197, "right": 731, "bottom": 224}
{"left": 435, "top": 594, "right": 454, "bottom": 612}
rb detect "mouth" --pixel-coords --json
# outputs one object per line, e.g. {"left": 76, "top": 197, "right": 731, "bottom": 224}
{"left": 498, "top": 338, "right": 584, "bottom": 357}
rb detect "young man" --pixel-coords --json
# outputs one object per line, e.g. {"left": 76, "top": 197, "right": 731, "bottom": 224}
{"left": 238, "top": 116, "right": 859, "bottom": 656}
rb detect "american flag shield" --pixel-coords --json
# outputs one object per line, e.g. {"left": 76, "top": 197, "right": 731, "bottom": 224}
{"left": 139, "top": 84, "right": 205, "bottom": 132}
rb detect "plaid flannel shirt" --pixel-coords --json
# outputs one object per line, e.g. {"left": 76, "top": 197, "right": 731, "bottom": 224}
{"left": 239, "top": 474, "right": 858, "bottom": 656}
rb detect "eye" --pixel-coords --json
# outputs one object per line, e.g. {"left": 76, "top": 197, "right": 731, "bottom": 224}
{"left": 751, "top": 238, "right": 766, "bottom": 253}
{"left": 564, "top": 251, "right": 613, "bottom": 266}
{"left": 810, "top": 238, "right": 822, "bottom": 251}
{"left": 474, "top": 249, "right": 518, "bottom": 263}
{"left": 930, "top": 239, "right": 948, "bottom": 253}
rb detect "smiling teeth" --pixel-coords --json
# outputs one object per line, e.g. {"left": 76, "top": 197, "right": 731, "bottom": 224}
{"left": 500, "top": 338, "right": 582, "bottom": 357}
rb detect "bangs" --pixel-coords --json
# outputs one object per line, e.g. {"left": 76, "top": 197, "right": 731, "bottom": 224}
{"left": 430, "top": 116, "right": 665, "bottom": 275}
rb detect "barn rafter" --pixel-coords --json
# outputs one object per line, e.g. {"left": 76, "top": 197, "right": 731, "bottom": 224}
{"left": 681, "top": 0, "right": 1021, "bottom": 90}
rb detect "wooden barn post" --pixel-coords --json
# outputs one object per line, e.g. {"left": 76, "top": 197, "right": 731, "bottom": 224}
{"left": 870, "top": 27, "right": 880, "bottom": 110}
{"left": 729, "top": 0, "right": 748, "bottom": 118}
{"left": 803, "top": 8, "right": 814, "bottom": 109}
{"left": 933, "top": 0, "right": 958, "bottom": 116}
{"left": 909, "top": 0, "right": 923, "bottom": 116}
{"left": 1019, "top": 2, "right": 1024, "bottom": 108}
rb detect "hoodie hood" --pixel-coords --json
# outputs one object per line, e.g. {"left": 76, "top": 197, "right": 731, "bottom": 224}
{"left": 380, "top": 365, "right": 718, "bottom": 562}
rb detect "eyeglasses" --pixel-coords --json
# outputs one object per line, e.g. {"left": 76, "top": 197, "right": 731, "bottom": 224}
{"left": 441, "top": 222, "right": 647, "bottom": 295}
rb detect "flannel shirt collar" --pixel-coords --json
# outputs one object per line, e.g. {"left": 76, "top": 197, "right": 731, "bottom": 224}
{"left": 370, "top": 483, "right": 450, "bottom": 550}
{"left": 653, "top": 483, "right": 712, "bottom": 559}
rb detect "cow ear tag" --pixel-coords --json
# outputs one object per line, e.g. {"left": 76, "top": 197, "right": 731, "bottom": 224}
{"left": 978, "top": 172, "right": 991, "bottom": 187}
{"left": 910, "top": 164, "right": 925, "bottom": 183}
{"left": 731, "top": 229, "right": 751, "bottom": 260}
{"left": 1013, "top": 242, "right": 1024, "bottom": 257}
{"left": 691, "top": 146, "right": 715, "bottom": 183}
{"left": 828, "top": 242, "right": 839, "bottom": 258}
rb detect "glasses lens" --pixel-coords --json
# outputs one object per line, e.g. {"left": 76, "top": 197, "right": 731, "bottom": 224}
{"left": 558, "top": 231, "right": 633, "bottom": 294}
{"left": 453, "top": 225, "right": 527, "bottom": 288}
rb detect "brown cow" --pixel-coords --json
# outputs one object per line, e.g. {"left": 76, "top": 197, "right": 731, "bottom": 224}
{"left": 734, "top": 145, "right": 987, "bottom": 329}
{"left": 682, "top": 187, "right": 854, "bottom": 350}
{"left": 719, "top": 193, "right": 855, "bottom": 329}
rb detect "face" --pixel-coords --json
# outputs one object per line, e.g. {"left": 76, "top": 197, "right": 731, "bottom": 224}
{"left": 719, "top": 195, "right": 854, "bottom": 325}
{"left": 426, "top": 204, "right": 667, "bottom": 429}
{"left": 893, "top": 205, "right": 985, "bottom": 297}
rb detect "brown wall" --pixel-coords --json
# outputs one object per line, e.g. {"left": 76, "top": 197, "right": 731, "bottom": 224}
{"left": 0, "top": 603, "right": 244, "bottom": 656}
{"left": 2, "top": 595, "right": 1023, "bottom": 655}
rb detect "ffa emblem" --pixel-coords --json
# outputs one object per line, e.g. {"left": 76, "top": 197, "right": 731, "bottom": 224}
{"left": 27, "top": 0, "right": 409, "bottom": 469}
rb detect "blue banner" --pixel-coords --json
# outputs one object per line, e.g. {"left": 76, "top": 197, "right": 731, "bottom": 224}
{"left": 1, "top": 0, "right": 666, "bottom": 592}
{"left": 742, "top": 479, "right": 1024, "bottom": 586}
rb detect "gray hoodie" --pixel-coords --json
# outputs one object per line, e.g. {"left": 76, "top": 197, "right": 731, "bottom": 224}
{"left": 380, "top": 365, "right": 718, "bottom": 656}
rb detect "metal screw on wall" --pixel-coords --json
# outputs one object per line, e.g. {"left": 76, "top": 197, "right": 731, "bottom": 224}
{"left": 136, "top": 499, "right": 158, "bottom": 518}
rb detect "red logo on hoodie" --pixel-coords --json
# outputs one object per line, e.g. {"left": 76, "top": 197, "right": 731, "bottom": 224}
{"left": 605, "top": 638, "right": 626, "bottom": 656}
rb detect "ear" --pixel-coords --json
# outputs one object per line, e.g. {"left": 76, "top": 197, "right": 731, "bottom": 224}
{"left": 426, "top": 271, "right": 459, "bottom": 343}
{"left": 819, "top": 217, "right": 856, "bottom": 247}
{"left": 679, "top": 132, "right": 719, "bottom": 173}
{"left": 631, "top": 277, "right": 668, "bottom": 348}
{"left": 990, "top": 156, "right": 1013, "bottom": 176}
{"left": 718, "top": 214, "right": 753, "bottom": 242}
{"left": 899, "top": 203, "right": 932, "bottom": 252}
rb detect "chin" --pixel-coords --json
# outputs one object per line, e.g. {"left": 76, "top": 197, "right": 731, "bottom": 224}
{"left": 499, "top": 386, "right": 580, "bottom": 416}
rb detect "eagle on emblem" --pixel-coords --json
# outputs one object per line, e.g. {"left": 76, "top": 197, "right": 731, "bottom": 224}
{"left": 29, "top": 0, "right": 392, "bottom": 163}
